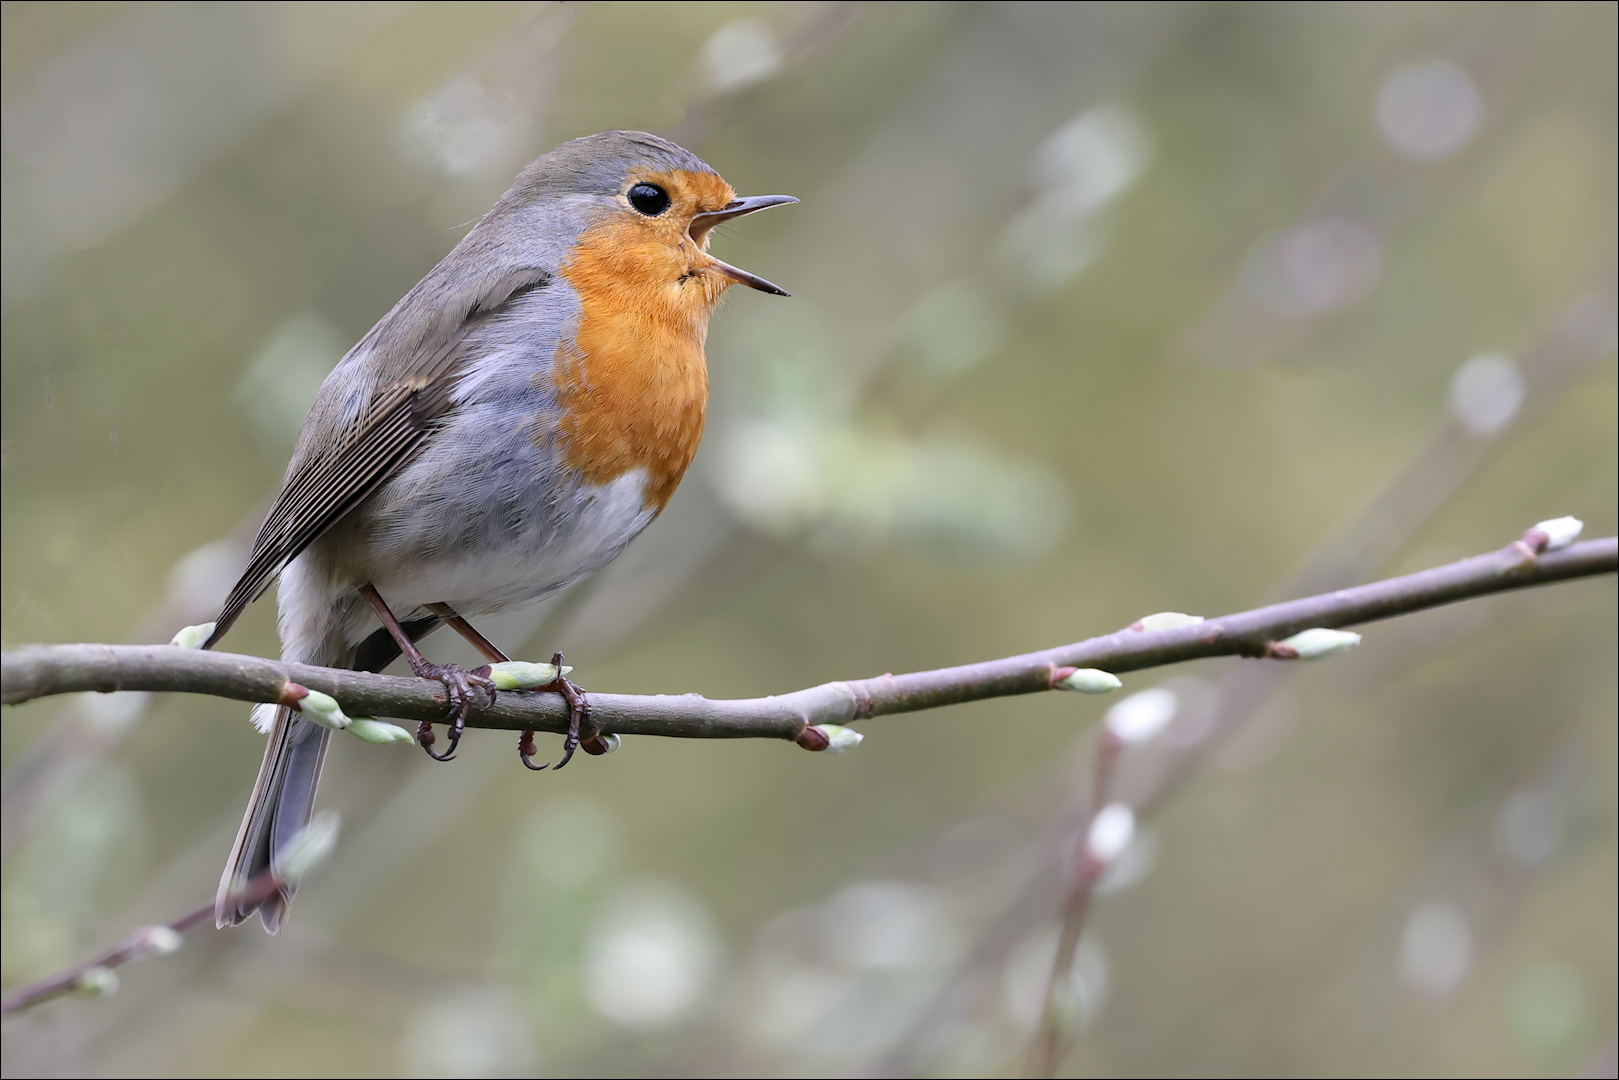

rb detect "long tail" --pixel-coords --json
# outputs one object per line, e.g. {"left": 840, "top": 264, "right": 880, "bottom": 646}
{"left": 215, "top": 615, "right": 441, "bottom": 932}
{"left": 215, "top": 705, "right": 331, "bottom": 931}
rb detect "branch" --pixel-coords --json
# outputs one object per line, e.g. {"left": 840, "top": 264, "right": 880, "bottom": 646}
{"left": 4, "top": 536, "right": 1613, "bottom": 742}
{"left": 1032, "top": 723, "right": 1124, "bottom": 1077}
{"left": 0, "top": 866, "right": 284, "bottom": 1014}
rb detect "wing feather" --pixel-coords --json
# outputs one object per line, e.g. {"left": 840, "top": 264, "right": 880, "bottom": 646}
{"left": 206, "top": 268, "right": 551, "bottom": 647}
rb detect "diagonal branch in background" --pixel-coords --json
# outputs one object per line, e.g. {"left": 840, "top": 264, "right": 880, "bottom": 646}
{"left": 872, "top": 267, "right": 1619, "bottom": 1078}
{"left": 0, "top": 862, "right": 300, "bottom": 1015}
{"left": 4, "top": 535, "right": 1613, "bottom": 743}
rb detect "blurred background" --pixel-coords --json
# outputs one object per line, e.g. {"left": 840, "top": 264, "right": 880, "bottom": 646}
{"left": 2, "top": 2, "right": 1615, "bottom": 1076}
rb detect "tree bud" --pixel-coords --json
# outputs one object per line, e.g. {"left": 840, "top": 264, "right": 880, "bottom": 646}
{"left": 796, "top": 726, "right": 830, "bottom": 751}
{"left": 802, "top": 724, "right": 863, "bottom": 753}
{"left": 1086, "top": 803, "right": 1135, "bottom": 863}
{"left": 486, "top": 660, "right": 572, "bottom": 689}
{"left": 346, "top": 718, "right": 414, "bottom": 745}
{"left": 135, "top": 925, "right": 183, "bottom": 959}
{"left": 1130, "top": 612, "right": 1204, "bottom": 632}
{"left": 169, "top": 622, "right": 215, "bottom": 649}
{"left": 295, "top": 688, "right": 350, "bottom": 730}
{"left": 1276, "top": 627, "right": 1361, "bottom": 660}
{"left": 1532, "top": 516, "right": 1583, "bottom": 552}
{"left": 272, "top": 810, "right": 340, "bottom": 885}
{"left": 73, "top": 967, "right": 119, "bottom": 997}
{"left": 1056, "top": 668, "right": 1123, "bottom": 694}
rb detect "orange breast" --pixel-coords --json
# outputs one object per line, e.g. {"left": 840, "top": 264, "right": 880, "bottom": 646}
{"left": 552, "top": 190, "right": 731, "bottom": 512}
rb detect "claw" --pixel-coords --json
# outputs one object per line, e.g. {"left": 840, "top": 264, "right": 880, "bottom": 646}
{"left": 553, "top": 733, "right": 579, "bottom": 772}
{"left": 545, "top": 651, "right": 591, "bottom": 772}
{"left": 514, "top": 652, "right": 592, "bottom": 772}
{"left": 518, "top": 730, "right": 548, "bottom": 771}
{"left": 438, "top": 725, "right": 464, "bottom": 761}
{"left": 407, "top": 659, "right": 495, "bottom": 763}
{"left": 417, "top": 720, "right": 456, "bottom": 762}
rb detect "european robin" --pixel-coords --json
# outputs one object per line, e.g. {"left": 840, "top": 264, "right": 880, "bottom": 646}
{"left": 206, "top": 131, "right": 795, "bottom": 930}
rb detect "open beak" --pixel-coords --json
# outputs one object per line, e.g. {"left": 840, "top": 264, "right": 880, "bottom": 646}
{"left": 689, "top": 194, "right": 798, "bottom": 296}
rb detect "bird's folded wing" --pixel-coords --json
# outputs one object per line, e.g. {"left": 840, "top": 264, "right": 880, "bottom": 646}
{"left": 206, "top": 266, "right": 552, "bottom": 646}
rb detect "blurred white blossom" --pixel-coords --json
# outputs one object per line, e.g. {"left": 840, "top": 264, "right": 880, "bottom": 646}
{"left": 1096, "top": 826, "right": 1158, "bottom": 894}
{"left": 1400, "top": 900, "right": 1472, "bottom": 999}
{"left": 1034, "top": 105, "right": 1155, "bottom": 213}
{"left": 1376, "top": 61, "right": 1481, "bottom": 161}
{"left": 1449, "top": 351, "right": 1524, "bottom": 435}
{"left": 404, "top": 986, "right": 535, "bottom": 1078}
{"left": 1243, "top": 219, "right": 1385, "bottom": 318}
{"left": 997, "top": 104, "right": 1153, "bottom": 293}
{"left": 1086, "top": 804, "right": 1136, "bottom": 863}
{"left": 702, "top": 19, "right": 782, "bottom": 92}
{"left": 585, "top": 880, "right": 721, "bottom": 1027}
{"left": 400, "top": 74, "right": 532, "bottom": 177}
{"left": 1105, "top": 687, "right": 1178, "bottom": 744}
{"left": 822, "top": 881, "right": 953, "bottom": 971}
{"left": 1496, "top": 790, "right": 1560, "bottom": 868}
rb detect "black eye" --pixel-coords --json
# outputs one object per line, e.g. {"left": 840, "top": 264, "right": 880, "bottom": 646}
{"left": 628, "top": 183, "right": 670, "bottom": 216}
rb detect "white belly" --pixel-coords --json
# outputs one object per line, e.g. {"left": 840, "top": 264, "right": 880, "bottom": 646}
{"left": 369, "top": 467, "right": 655, "bottom": 617}
{"left": 274, "top": 467, "right": 656, "bottom": 665}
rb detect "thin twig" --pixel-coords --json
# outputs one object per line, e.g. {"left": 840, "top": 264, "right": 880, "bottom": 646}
{"left": 0, "top": 867, "right": 286, "bottom": 1015}
{"left": 0, "top": 531, "right": 1611, "bottom": 1020}
{"left": 1031, "top": 726, "right": 1122, "bottom": 1077}
{"left": 3, "top": 536, "right": 1614, "bottom": 743}
{"left": 872, "top": 261, "right": 1617, "bottom": 1078}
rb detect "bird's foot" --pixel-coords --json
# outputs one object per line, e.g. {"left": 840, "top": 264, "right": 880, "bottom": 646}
{"left": 411, "top": 660, "right": 497, "bottom": 762}
{"left": 517, "top": 652, "right": 598, "bottom": 771}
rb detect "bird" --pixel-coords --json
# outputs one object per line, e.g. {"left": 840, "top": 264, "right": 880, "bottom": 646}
{"left": 204, "top": 131, "right": 796, "bottom": 931}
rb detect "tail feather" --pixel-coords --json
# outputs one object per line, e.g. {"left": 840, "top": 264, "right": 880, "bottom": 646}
{"left": 216, "top": 611, "right": 443, "bottom": 932}
{"left": 215, "top": 706, "right": 331, "bottom": 932}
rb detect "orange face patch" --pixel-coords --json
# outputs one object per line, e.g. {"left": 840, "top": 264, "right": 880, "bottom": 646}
{"left": 552, "top": 169, "right": 740, "bottom": 512}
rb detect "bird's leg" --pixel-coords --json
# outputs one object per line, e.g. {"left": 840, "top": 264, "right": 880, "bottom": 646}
{"left": 423, "top": 605, "right": 601, "bottom": 770}
{"left": 424, "top": 603, "right": 508, "bottom": 664}
{"left": 530, "top": 651, "right": 595, "bottom": 772}
{"left": 358, "top": 584, "right": 494, "bottom": 762}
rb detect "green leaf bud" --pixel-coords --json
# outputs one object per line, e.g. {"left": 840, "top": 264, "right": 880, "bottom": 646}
{"left": 169, "top": 622, "right": 216, "bottom": 649}
{"left": 346, "top": 718, "right": 414, "bottom": 745}
{"left": 272, "top": 810, "right": 341, "bottom": 885}
{"left": 486, "top": 660, "right": 573, "bottom": 690}
{"left": 1131, "top": 612, "right": 1204, "bottom": 632}
{"left": 1056, "top": 668, "right": 1123, "bottom": 694}
{"left": 810, "top": 724, "right": 863, "bottom": 753}
{"left": 73, "top": 967, "right": 119, "bottom": 997}
{"left": 1277, "top": 627, "right": 1361, "bottom": 660}
{"left": 135, "top": 925, "right": 184, "bottom": 959}
{"left": 296, "top": 688, "right": 350, "bottom": 730}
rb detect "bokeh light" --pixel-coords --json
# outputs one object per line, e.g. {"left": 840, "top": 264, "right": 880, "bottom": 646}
{"left": 2, "top": 3, "right": 1613, "bottom": 1076}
